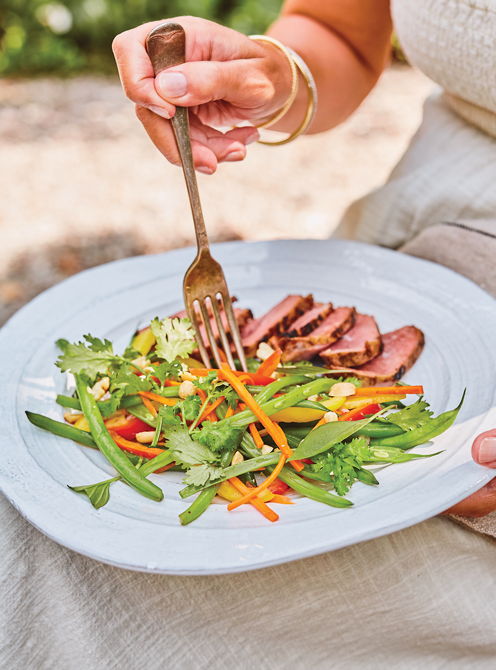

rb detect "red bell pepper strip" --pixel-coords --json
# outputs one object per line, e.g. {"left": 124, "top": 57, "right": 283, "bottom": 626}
{"left": 105, "top": 416, "right": 153, "bottom": 441}
{"left": 339, "top": 403, "right": 382, "bottom": 421}
{"left": 189, "top": 368, "right": 274, "bottom": 386}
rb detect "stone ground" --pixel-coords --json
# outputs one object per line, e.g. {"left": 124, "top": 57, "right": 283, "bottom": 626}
{"left": 0, "top": 65, "right": 433, "bottom": 324}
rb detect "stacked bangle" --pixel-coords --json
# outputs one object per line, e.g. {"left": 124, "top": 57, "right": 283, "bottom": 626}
{"left": 248, "top": 35, "right": 318, "bottom": 146}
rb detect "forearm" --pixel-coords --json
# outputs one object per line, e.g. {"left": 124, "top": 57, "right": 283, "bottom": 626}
{"left": 267, "top": 3, "right": 392, "bottom": 133}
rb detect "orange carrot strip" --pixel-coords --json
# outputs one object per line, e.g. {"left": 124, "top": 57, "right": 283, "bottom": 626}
{"left": 290, "top": 459, "right": 305, "bottom": 472}
{"left": 257, "top": 349, "right": 282, "bottom": 377}
{"left": 354, "top": 385, "right": 424, "bottom": 396}
{"left": 141, "top": 396, "right": 157, "bottom": 417}
{"left": 228, "top": 453, "right": 286, "bottom": 511}
{"left": 229, "top": 477, "right": 279, "bottom": 522}
{"left": 138, "top": 391, "right": 177, "bottom": 407}
{"left": 219, "top": 363, "right": 292, "bottom": 458}
{"left": 196, "top": 388, "right": 207, "bottom": 403}
{"left": 224, "top": 405, "right": 235, "bottom": 419}
{"left": 270, "top": 494, "right": 294, "bottom": 505}
{"left": 109, "top": 431, "right": 163, "bottom": 458}
{"left": 198, "top": 396, "right": 224, "bottom": 424}
{"left": 249, "top": 423, "right": 264, "bottom": 449}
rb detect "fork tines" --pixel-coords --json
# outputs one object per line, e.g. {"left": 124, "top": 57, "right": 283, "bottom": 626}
{"left": 188, "top": 293, "right": 247, "bottom": 371}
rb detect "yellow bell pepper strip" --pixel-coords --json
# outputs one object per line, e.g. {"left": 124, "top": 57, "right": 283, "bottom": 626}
{"left": 270, "top": 397, "right": 345, "bottom": 423}
{"left": 228, "top": 477, "right": 279, "bottom": 522}
{"left": 74, "top": 415, "right": 90, "bottom": 432}
{"left": 343, "top": 394, "right": 406, "bottom": 410}
{"left": 138, "top": 390, "right": 178, "bottom": 407}
{"left": 354, "top": 385, "right": 423, "bottom": 396}
{"left": 256, "top": 349, "right": 282, "bottom": 377}
{"left": 227, "top": 453, "right": 287, "bottom": 511}
{"left": 131, "top": 326, "right": 156, "bottom": 356}
{"left": 218, "top": 479, "right": 273, "bottom": 503}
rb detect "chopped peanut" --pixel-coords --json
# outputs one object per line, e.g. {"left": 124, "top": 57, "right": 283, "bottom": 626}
{"left": 256, "top": 342, "right": 275, "bottom": 361}
{"left": 323, "top": 411, "right": 338, "bottom": 423}
{"left": 179, "top": 380, "right": 196, "bottom": 398}
{"left": 231, "top": 451, "right": 244, "bottom": 465}
{"left": 64, "top": 412, "right": 82, "bottom": 424}
{"left": 135, "top": 431, "right": 156, "bottom": 444}
{"left": 329, "top": 382, "right": 356, "bottom": 398}
{"left": 261, "top": 444, "right": 273, "bottom": 455}
{"left": 91, "top": 376, "right": 110, "bottom": 401}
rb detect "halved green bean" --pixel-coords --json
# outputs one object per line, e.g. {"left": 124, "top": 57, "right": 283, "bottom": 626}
{"left": 254, "top": 375, "right": 309, "bottom": 404}
{"left": 356, "top": 422, "right": 405, "bottom": 439}
{"left": 26, "top": 411, "right": 97, "bottom": 449}
{"left": 179, "top": 485, "right": 219, "bottom": 525}
{"left": 277, "top": 467, "right": 352, "bottom": 508}
{"left": 75, "top": 375, "right": 163, "bottom": 501}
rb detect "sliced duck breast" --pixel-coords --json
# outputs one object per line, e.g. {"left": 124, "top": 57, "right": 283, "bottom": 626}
{"left": 326, "top": 325, "right": 425, "bottom": 383}
{"left": 272, "top": 306, "right": 356, "bottom": 362}
{"left": 319, "top": 314, "right": 382, "bottom": 367}
{"left": 283, "top": 302, "right": 333, "bottom": 337}
{"left": 241, "top": 294, "right": 314, "bottom": 355}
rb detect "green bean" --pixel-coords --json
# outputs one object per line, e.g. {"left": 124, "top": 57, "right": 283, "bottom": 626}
{"left": 228, "top": 377, "right": 340, "bottom": 429}
{"left": 179, "top": 485, "right": 219, "bottom": 525}
{"left": 56, "top": 395, "right": 82, "bottom": 410}
{"left": 254, "top": 375, "right": 309, "bottom": 404}
{"left": 26, "top": 411, "right": 97, "bottom": 449}
{"left": 356, "top": 422, "right": 405, "bottom": 439}
{"left": 277, "top": 467, "right": 352, "bottom": 508}
{"left": 369, "top": 393, "right": 464, "bottom": 450}
{"left": 55, "top": 392, "right": 171, "bottom": 412}
{"left": 354, "top": 468, "right": 379, "bottom": 486}
{"left": 75, "top": 375, "right": 163, "bottom": 501}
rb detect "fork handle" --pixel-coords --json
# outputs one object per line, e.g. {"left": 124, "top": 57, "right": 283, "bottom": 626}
{"left": 146, "top": 23, "right": 209, "bottom": 253}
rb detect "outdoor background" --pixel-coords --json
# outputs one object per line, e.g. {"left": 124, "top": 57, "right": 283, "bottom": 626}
{"left": 0, "top": 1, "right": 433, "bottom": 324}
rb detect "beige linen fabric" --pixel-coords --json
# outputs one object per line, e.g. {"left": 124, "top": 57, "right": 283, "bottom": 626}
{"left": 1, "top": 494, "right": 496, "bottom": 670}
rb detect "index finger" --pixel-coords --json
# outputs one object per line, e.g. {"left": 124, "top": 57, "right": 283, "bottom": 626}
{"left": 112, "top": 21, "right": 176, "bottom": 118}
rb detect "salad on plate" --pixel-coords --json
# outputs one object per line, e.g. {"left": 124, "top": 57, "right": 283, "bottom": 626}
{"left": 26, "top": 297, "right": 464, "bottom": 526}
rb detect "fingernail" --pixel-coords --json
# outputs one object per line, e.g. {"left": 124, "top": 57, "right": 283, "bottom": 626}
{"left": 146, "top": 105, "right": 171, "bottom": 119}
{"left": 225, "top": 151, "right": 245, "bottom": 162}
{"left": 197, "top": 166, "right": 214, "bottom": 175}
{"left": 156, "top": 72, "right": 187, "bottom": 98}
{"left": 478, "top": 437, "right": 496, "bottom": 464}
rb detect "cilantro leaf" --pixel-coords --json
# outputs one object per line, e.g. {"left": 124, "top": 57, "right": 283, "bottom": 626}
{"left": 56, "top": 334, "right": 119, "bottom": 379}
{"left": 158, "top": 404, "right": 181, "bottom": 427}
{"left": 110, "top": 365, "right": 152, "bottom": 396}
{"left": 154, "top": 360, "right": 182, "bottom": 384}
{"left": 385, "top": 399, "right": 433, "bottom": 432}
{"left": 193, "top": 421, "right": 243, "bottom": 455}
{"left": 183, "top": 463, "right": 224, "bottom": 487}
{"left": 165, "top": 426, "right": 218, "bottom": 467}
{"left": 150, "top": 317, "right": 195, "bottom": 362}
{"left": 180, "top": 395, "right": 202, "bottom": 422}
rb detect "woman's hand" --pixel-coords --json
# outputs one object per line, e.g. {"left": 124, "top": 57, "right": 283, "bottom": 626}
{"left": 444, "top": 429, "right": 496, "bottom": 517}
{"left": 112, "top": 16, "right": 293, "bottom": 174}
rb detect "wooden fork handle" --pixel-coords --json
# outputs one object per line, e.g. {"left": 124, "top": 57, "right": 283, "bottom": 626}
{"left": 145, "top": 23, "right": 209, "bottom": 252}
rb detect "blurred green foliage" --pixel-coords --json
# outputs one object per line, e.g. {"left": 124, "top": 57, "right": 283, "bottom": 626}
{"left": 0, "top": 0, "right": 282, "bottom": 75}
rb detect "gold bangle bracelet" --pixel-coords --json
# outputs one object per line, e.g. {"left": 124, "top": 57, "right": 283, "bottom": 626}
{"left": 248, "top": 35, "right": 298, "bottom": 129}
{"left": 257, "top": 44, "right": 318, "bottom": 146}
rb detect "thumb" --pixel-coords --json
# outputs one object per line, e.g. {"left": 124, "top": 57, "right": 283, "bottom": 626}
{"left": 472, "top": 429, "right": 496, "bottom": 467}
{"left": 154, "top": 60, "right": 273, "bottom": 110}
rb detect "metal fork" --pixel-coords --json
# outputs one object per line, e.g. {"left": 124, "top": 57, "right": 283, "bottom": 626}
{"left": 146, "top": 22, "right": 247, "bottom": 371}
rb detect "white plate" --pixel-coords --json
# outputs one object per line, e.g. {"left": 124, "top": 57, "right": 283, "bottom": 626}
{"left": 1, "top": 240, "right": 495, "bottom": 575}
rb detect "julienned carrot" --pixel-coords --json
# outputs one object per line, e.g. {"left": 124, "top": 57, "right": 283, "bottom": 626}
{"left": 229, "top": 477, "right": 279, "bottom": 522}
{"left": 270, "top": 494, "right": 294, "bottom": 505}
{"left": 257, "top": 349, "right": 282, "bottom": 377}
{"left": 219, "top": 363, "right": 292, "bottom": 458}
{"left": 227, "top": 453, "right": 286, "bottom": 511}
{"left": 141, "top": 396, "right": 157, "bottom": 417}
{"left": 354, "top": 385, "right": 424, "bottom": 396}
{"left": 249, "top": 423, "right": 264, "bottom": 448}
{"left": 224, "top": 405, "right": 235, "bottom": 419}
{"left": 109, "top": 431, "right": 164, "bottom": 459}
{"left": 189, "top": 368, "right": 274, "bottom": 386}
{"left": 198, "top": 396, "right": 224, "bottom": 424}
{"left": 138, "top": 391, "right": 177, "bottom": 406}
